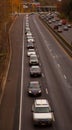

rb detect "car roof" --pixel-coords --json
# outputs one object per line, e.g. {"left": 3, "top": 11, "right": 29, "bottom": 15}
{"left": 30, "top": 81, "right": 39, "bottom": 84}
{"left": 31, "top": 66, "right": 40, "bottom": 69}
{"left": 35, "top": 99, "right": 49, "bottom": 107}
{"left": 28, "top": 49, "right": 34, "bottom": 51}
{"left": 30, "top": 54, "right": 37, "bottom": 57}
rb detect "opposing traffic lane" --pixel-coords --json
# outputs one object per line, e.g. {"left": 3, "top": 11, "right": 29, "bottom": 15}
{"left": 0, "top": 15, "right": 25, "bottom": 130}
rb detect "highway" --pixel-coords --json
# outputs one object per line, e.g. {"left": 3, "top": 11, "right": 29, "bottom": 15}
{"left": 42, "top": 14, "right": 72, "bottom": 44}
{"left": 0, "top": 14, "right": 72, "bottom": 130}
{"left": 20, "top": 14, "right": 72, "bottom": 130}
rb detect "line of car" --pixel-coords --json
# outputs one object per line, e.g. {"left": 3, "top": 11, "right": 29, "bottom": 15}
{"left": 40, "top": 12, "right": 72, "bottom": 33}
{"left": 25, "top": 14, "right": 54, "bottom": 127}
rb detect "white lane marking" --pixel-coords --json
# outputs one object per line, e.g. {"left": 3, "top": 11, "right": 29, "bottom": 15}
{"left": 45, "top": 88, "right": 48, "bottom": 94}
{"left": 42, "top": 73, "right": 44, "bottom": 77}
{"left": 39, "top": 63, "right": 41, "bottom": 66}
{"left": 49, "top": 49, "right": 52, "bottom": 52}
{"left": 57, "top": 64, "right": 60, "bottom": 68}
{"left": 19, "top": 17, "right": 25, "bottom": 130}
{"left": 53, "top": 55, "right": 55, "bottom": 58}
{"left": 33, "top": 18, "right": 46, "bottom": 41}
{"left": 52, "top": 114, "right": 55, "bottom": 121}
{"left": 64, "top": 74, "right": 67, "bottom": 80}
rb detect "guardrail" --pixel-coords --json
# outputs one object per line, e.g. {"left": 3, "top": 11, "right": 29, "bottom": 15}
{"left": 39, "top": 16, "right": 72, "bottom": 57}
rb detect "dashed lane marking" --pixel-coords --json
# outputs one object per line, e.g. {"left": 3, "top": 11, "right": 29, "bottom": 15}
{"left": 45, "top": 88, "right": 48, "bottom": 94}
{"left": 64, "top": 74, "right": 67, "bottom": 80}
{"left": 53, "top": 114, "right": 55, "bottom": 122}
{"left": 42, "top": 73, "right": 44, "bottom": 77}
{"left": 57, "top": 64, "right": 60, "bottom": 68}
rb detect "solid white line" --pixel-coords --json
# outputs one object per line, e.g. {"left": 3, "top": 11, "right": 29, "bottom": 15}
{"left": 19, "top": 17, "right": 25, "bottom": 130}
{"left": 57, "top": 64, "right": 60, "bottom": 68}
{"left": 64, "top": 74, "right": 67, "bottom": 80}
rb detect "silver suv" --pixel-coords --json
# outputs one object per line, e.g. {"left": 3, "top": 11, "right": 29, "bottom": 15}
{"left": 32, "top": 99, "right": 53, "bottom": 126}
{"left": 29, "top": 55, "right": 39, "bottom": 66}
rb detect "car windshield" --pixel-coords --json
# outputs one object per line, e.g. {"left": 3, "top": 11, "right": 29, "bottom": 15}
{"left": 28, "top": 42, "right": 33, "bottom": 45}
{"left": 29, "top": 49, "right": 34, "bottom": 52}
{"left": 32, "top": 67, "right": 40, "bottom": 71}
{"left": 34, "top": 107, "right": 51, "bottom": 113}
{"left": 30, "top": 82, "right": 40, "bottom": 88}
{"left": 31, "top": 57, "right": 37, "bottom": 60}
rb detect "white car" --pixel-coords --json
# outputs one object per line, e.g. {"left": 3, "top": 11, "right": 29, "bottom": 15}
{"left": 63, "top": 25, "right": 68, "bottom": 31}
{"left": 32, "top": 99, "right": 54, "bottom": 126}
{"left": 30, "top": 66, "right": 41, "bottom": 77}
{"left": 27, "top": 38, "right": 35, "bottom": 43}
{"left": 25, "top": 27, "right": 30, "bottom": 33}
{"left": 58, "top": 27, "right": 62, "bottom": 33}
{"left": 67, "top": 24, "right": 72, "bottom": 28}
{"left": 27, "top": 49, "right": 36, "bottom": 57}
{"left": 26, "top": 32, "right": 32, "bottom": 36}
{"left": 48, "top": 20, "right": 52, "bottom": 24}
{"left": 26, "top": 35, "right": 33, "bottom": 39}
{"left": 29, "top": 55, "right": 39, "bottom": 65}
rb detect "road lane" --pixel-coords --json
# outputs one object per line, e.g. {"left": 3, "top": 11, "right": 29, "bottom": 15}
{"left": 28, "top": 14, "right": 72, "bottom": 130}
{"left": 0, "top": 13, "right": 72, "bottom": 130}
{"left": 0, "top": 15, "right": 26, "bottom": 130}
{"left": 30, "top": 14, "right": 72, "bottom": 95}
{"left": 19, "top": 16, "right": 25, "bottom": 130}
{"left": 47, "top": 17, "right": 72, "bottom": 44}
{"left": 21, "top": 15, "right": 56, "bottom": 130}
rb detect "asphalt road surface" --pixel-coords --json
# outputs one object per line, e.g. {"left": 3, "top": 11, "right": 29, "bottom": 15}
{"left": 0, "top": 14, "right": 72, "bottom": 130}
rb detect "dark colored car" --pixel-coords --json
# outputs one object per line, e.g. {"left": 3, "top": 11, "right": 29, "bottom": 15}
{"left": 62, "top": 19, "right": 66, "bottom": 25}
{"left": 27, "top": 42, "right": 34, "bottom": 49}
{"left": 54, "top": 24, "right": 58, "bottom": 30}
{"left": 29, "top": 55, "right": 39, "bottom": 66}
{"left": 28, "top": 81, "right": 41, "bottom": 96}
{"left": 30, "top": 66, "right": 41, "bottom": 77}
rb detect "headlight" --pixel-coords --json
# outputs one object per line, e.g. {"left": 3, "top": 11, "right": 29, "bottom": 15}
{"left": 39, "top": 90, "right": 41, "bottom": 93}
{"left": 29, "top": 91, "right": 32, "bottom": 93}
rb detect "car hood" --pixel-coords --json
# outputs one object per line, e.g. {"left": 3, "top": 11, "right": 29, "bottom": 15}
{"left": 28, "top": 52, "right": 36, "bottom": 55}
{"left": 33, "top": 113, "right": 52, "bottom": 119}
{"left": 29, "top": 88, "right": 40, "bottom": 91}
{"left": 30, "top": 60, "right": 38, "bottom": 62}
{"left": 31, "top": 70, "right": 40, "bottom": 73}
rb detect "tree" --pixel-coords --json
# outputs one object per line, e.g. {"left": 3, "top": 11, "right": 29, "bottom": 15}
{"left": 61, "top": 0, "right": 72, "bottom": 19}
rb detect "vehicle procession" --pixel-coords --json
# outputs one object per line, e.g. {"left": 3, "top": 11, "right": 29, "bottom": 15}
{"left": 25, "top": 14, "right": 54, "bottom": 126}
